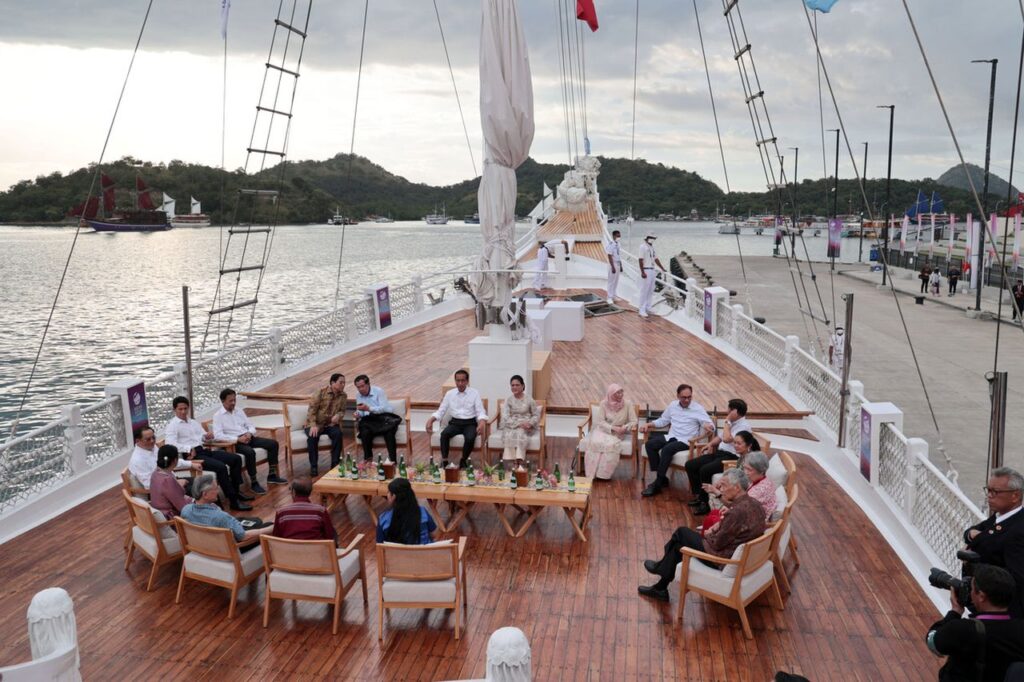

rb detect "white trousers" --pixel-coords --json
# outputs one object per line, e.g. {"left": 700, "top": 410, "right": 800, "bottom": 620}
{"left": 607, "top": 266, "right": 620, "bottom": 299}
{"left": 533, "top": 256, "right": 548, "bottom": 289}
{"left": 638, "top": 269, "right": 656, "bottom": 314}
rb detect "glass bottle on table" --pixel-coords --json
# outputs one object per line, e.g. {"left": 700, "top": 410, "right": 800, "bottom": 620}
{"left": 534, "top": 466, "right": 544, "bottom": 490}
{"left": 554, "top": 463, "right": 561, "bottom": 483}
{"left": 349, "top": 453, "right": 359, "bottom": 480}
{"left": 568, "top": 468, "right": 576, "bottom": 493}
{"left": 431, "top": 457, "right": 441, "bottom": 484}
{"left": 398, "top": 455, "right": 407, "bottom": 479}
{"left": 376, "top": 454, "right": 385, "bottom": 481}
{"left": 467, "top": 461, "right": 476, "bottom": 486}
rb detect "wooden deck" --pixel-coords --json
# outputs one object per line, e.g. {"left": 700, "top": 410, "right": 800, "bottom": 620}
{"left": 0, "top": 437, "right": 941, "bottom": 680}
{"left": 261, "top": 304, "right": 794, "bottom": 416}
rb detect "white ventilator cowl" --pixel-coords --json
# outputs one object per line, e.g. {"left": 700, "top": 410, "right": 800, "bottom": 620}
{"left": 485, "top": 626, "right": 531, "bottom": 681}
{"left": 27, "top": 587, "right": 81, "bottom": 681}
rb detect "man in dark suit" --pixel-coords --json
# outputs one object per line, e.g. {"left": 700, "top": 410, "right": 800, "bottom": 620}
{"left": 965, "top": 467, "right": 1024, "bottom": 617}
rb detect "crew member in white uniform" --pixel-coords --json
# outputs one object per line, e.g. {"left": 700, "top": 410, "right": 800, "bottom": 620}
{"left": 532, "top": 239, "right": 569, "bottom": 290}
{"left": 637, "top": 234, "right": 666, "bottom": 318}
{"left": 828, "top": 326, "right": 846, "bottom": 375}
{"left": 605, "top": 230, "right": 622, "bottom": 304}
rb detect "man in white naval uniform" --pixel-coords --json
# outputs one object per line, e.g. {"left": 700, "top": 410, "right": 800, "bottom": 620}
{"left": 828, "top": 326, "right": 846, "bottom": 375}
{"left": 532, "top": 239, "right": 569, "bottom": 290}
{"left": 605, "top": 230, "right": 622, "bottom": 304}
{"left": 637, "top": 234, "right": 665, "bottom": 318}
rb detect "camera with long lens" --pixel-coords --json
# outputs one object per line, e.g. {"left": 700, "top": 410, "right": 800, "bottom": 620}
{"left": 928, "top": 550, "right": 981, "bottom": 610}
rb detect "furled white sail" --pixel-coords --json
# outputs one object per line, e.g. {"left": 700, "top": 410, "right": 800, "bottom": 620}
{"left": 161, "top": 193, "right": 176, "bottom": 217}
{"left": 472, "top": 0, "right": 535, "bottom": 311}
{"left": 190, "top": 197, "right": 202, "bottom": 215}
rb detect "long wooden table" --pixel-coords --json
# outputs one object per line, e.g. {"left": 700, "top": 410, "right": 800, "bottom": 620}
{"left": 312, "top": 471, "right": 594, "bottom": 541}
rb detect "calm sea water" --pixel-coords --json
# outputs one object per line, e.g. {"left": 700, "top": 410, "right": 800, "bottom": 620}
{"left": 0, "top": 220, "right": 870, "bottom": 436}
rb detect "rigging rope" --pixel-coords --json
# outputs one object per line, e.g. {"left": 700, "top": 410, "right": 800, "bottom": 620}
{"left": 8, "top": 0, "right": 156, "bottom": 440}
{"left": 554, "top": 0, "right": 573, "bottom": 163}
{"left": 433, "top": 0, "right": 477, "bottom": 178}
{"left": 630, "top": 0, "right": 640, "bottom": 161}
{"left": 561, "top": 0, "right": 580, "bottom": 160}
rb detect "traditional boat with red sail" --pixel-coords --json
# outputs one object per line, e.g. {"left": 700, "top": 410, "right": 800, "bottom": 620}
{"left": 84, "top": 173, "right": 171, "bottom": 232}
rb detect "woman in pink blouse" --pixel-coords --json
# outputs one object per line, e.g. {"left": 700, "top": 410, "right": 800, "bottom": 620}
{"left": 739, "top": 451, "right": 776, "bottom": 522}
{"left": 149, "top": 445, "right": 194, "bottom": 519}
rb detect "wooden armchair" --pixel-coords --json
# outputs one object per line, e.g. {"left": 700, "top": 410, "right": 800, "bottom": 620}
{"left": 174, "top": 517, "right": 266, "bottom": 619}
{"left": 486, "top": 399, "right": 547, "bottom": 469}
{"left": 428, "top": 399, "right": 489, "bottom": 464}
{"left": 123, "top": 490, "right": 183, "bottom": 591}
{"left": 770, "top": 481, "right": 800, "bottom": 594}
{"left": 676, "top": 525, "right": 784, "bottom": 639}
{"left": 261, "top": 534, "right": 368, "bottom": 634}
{"left": 639, "top": 427, "right": 692, "bottom": 482}
{"left": 282, "top": 401, "right": 331, "bottom": 474}
{"left": 576, "top": 402, "right": 639, "bottom": 477}
{"left": 354, "top": 396, "right": 414, "bottom": 461}
{"left": 376, "top": 537, "right": 468, "bottom": 641}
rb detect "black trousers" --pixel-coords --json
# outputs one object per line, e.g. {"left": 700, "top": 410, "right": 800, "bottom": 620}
{"left": 193, "top": 446, "right": 243, "bottom": 503}
{"left": 920, "top": 278, "right": 928, "bottom": 293}
{"left": 949, "top": 278, "right": 959, "bottom": 294}
{"left": 235, "top": 435, "right": 280, "bottom": 477}
{"left": 644, "top": 434, "right": 689, "bottom": 484}
{"left": 1014, "top": 297, "right": 1024, "bottom": 320}
{"left": 684, "top": 451, "right": 739, "bottom": 504}
{"left": 653, "top": 526, "right": 709, "bottom": 588}
{"left": 357, "top": 417, "right": 398, "bottom": 460}
{"left": 305, "top": 425, "right": 343, "bottom": 468}
{"left": 440, "top": 418, "right": 478, "bottom": 466}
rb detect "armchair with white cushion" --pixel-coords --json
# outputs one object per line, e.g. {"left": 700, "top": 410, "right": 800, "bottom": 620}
{"left": 354, "top": 396, "right": 413, "bottom": 459}
{"left": 123, "top": 490, "right": 183, "bottom": 591}
{"left": 173, "top": 517, "right": 265, "bottom": 619}
{"left": 428, "top": 399, "right": 489, "bottom": 464}
{"left": 486, "top": 399, "right": 546, "bottom": 469}
{"left": 576, "top": 401, "right": 639, "bottom": 476}
{"left": 376, "top": 537, "right": 468, "bottom": 641}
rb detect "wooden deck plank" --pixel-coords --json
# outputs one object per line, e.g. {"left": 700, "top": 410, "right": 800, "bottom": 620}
{"left": 0, "top": 438, "right": 939, "bottom": 679}
{"left": 260, "top": 299, "right": 793, "bottom": 415}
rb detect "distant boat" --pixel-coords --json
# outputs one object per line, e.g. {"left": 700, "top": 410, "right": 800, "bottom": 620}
{"left": 86, "top": 172, "right": 170, "bottom": 232}
{"left": 166, "top": 194, "right": 211, "bottom": 228}
{"left": 463, "top": 213, "right": 480, "bottom": 224}
{"left": 327, "top": 207, "right": 358, "bottom": 225}
{"left": 717, "top": 224, "right": 740, "bottom": 235}
{"left": 374, "top": 213, "right": 394, "bottom": 223}
{"left": 424, "top": 204, "right": 449, "bottom": 225}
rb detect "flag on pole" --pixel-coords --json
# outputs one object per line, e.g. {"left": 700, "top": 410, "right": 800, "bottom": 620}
{"left": 928, "top": 214, "right": 936, "bottom": 258}
{"left": 805, "top": 0, "right": 840, "bottom": 12}
{"left": 576, "top": 0, "right": 599, "bottom": 32}
{"left": 220, "top": 0, "right": 231, "bottom": 40}
{"left": 964, "top": 214, "right": 973, "bottom": 276}
{"left": 947, "top": 214, "right": 955, "bottom": 260}
{"left": 899, "top": 215, "right": 908, "bottom": 253}
{"left": 912, "top": 215, "right": 921, "bottom": 254}
{"left": 988, "top": 213, "right": 999, "bottom": 270}
{"left": 1014, "top": 213, "right": 1021, "bottom": 270}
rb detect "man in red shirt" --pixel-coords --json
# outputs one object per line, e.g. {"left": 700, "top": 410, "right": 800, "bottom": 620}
{"left": 271, "top": 477, "right": 337, "bottom": 543}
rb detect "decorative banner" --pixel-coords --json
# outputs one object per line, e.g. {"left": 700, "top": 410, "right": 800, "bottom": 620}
{"left": 1014, "top": 213, "right": 1021, "bottom": 270}
{"left": 859, "top": 408, "right": 872, "bottom": 482}
{"left": 970, "top": 219, "right": 980, "bottom": 289}
{"left": 988, "top": 213, "right": 1000, "bottom": 265}
{"left": 703, "top": 289, "right": 714, "bottom": 334}
{"left": 911, "top": 215, "right": 921, "bottom": 255}
{"left": 774, "top": 216, "right": 783, "bottom": 246}
{"left": 899, "top": 216, "right": 908, "bottom": 253}
{"left": 369, "top": 284, "right": 392, "bottom": 329}
{"left": 928, "top": 214, "right": 936, "bottom": 258}
{"left": 947, "top": 213, "right": 955, "bottom": 260}
{"left": 827, "top": 218, "right": 842, "bottom": 258}
{"left": 127, "top": 382, "right": 149, "bottom": 433}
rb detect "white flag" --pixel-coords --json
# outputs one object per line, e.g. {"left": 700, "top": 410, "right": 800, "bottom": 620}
{"left": 947, "top": 214, "right": 955, "bottom": 259}
{"left": 928, "top": 214, "right": 936, "bottom": 257}
{"left": 1014, "top": 213, "right": 1021, "bottom": 270}
{"left": 220, "top": 0, "right": 231, "bottom": 40}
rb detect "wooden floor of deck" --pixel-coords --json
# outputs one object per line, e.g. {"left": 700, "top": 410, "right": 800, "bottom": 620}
{"left": 0, "top": 436, "right": 941, "bottom": 681}
{"left": 262, "top": 303, "right": 794, "bottom": 416}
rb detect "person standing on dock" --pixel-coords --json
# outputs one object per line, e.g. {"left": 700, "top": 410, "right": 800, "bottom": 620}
{"left": 605, "top": 230, "right": 622, "bottom": 304}
{"left": 637, "top": 234, "right": 666, "bottom": 318}
{"left": 1012, "top": 279, "right": 1024, "bottom": 321}
{"left": 948, "top": 265, "right": 960, "bottom": 296}
{"left": 919, "top": 263, "right": 932, "bottom": 294}
{"left": 828, "top": 326, "right": 846, "bottom": 376}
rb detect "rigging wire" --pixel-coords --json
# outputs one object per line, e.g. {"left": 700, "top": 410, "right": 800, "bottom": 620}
{"left": 561, "top": 0, "right": 580, "bottom": 161}
{"left": 815, "top": 13, "right": 829, "bottom": 219}
{"left": 692, "top": 0, "right": 752, "bottom": 316}
{"left": 432, "top": 0, "right": 477, "bottom": 178}
{"left": 576, "top": 19, "right": 589, "bottom": 145}
{"left": 630, "top": 0, "right": 640, "bottom": 161}
{"left": 554, "top": 0, "right": 573, "bottom": 164}
{"left": 8, "top": 0, "right": 156, "bottom": 440}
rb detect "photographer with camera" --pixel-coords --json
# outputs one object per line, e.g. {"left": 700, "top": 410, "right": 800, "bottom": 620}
{"left": 927, "top": 564, "right": 1024, "bottom": 680}
{"left": 965, "top": 467, "right": 1024, "bottom": 618}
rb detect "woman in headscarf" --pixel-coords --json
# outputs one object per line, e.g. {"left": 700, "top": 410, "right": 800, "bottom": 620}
{"left": 376, "top": 477, "right": 437, "bottom": 545}
{"left": 583, "top": 383, "right": 636, "bottom": 480}
{"left": 497, "top": 374, "right": 540, "bottom": 464}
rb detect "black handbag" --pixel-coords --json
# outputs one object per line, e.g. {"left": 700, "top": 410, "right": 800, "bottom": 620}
{"left": 360, "top": 412, "right": 402, "bottom": 436}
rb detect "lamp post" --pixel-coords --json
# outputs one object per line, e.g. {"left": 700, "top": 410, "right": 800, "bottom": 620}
{"left": 972, "top": 59, "right": 998, "bottom": 305}
{"left": 828, "top": 129, "right": 839, "bottom": 271}
{"left": 860, "top": 141, "right": 868, "bottom": 262}
{"left": 877, "top": 105, "right": 895, "bottom": 286}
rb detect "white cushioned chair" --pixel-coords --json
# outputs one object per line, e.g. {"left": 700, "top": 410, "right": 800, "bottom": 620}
{"left": 174, "top": 517, "right": 265, "bottom": 619}
{"left": 486, "top": 399, "right": 547, "bottom": 469}
{"left": 428, "top": 399, "right": 489, "bottom": 464}
{"left": 201, "top": 418, "right": 269, "bottom": 473}
{"left": 123, "top": 490, "right": 183, "bottom": 591}
{"left": 261, "top": 534, "right": 368, "bottom": 634}
{"left": 354, "top": 397, "right": 413, "bottom": 460}
{"left": 376, "top": 537, "right": 468, "bottom": 641}
{"left": 675, "top": 525, "right": 784, "bottom": 639}
{"left": 576, "top": 401, "right": 639, "bottom": 476}
{"left": 282, "top": 400, "right": 332, "bottom": 474}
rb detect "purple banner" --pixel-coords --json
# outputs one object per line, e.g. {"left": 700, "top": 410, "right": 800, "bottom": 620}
{"left": 827, "top": 218, "right": 842, "bottom": 258}
{"left": 703, "top": 289, "right": 713, "bottom": 334}
{"left": 859, "top": 408, "right": 872, "bottom": 481}
{"left": 375, "top": 286, "right": 392, "bottom": 329}
{"left": 127, "top": 382, "right": 149, "bottom": 433}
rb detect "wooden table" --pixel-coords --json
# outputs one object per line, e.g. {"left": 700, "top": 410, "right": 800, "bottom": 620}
{"left": 312, "top": 472, "right": 594, "bottom": 541}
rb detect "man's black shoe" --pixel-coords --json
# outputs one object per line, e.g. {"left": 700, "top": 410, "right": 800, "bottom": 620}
{"left": 310, "top": 467, "right": 319, "bottom": 478}
{"left": 237, "top": 492, "right": 255, "bottom": 501}
{"left": 641, "top": 483, "right": 661, "bottom": 497}
{"left": 643, "top": 559, "right": 662, "bottom": 575}
{"left": 251, "top": 482, "right": 268, "bottom": 495}
{"left": 638, "top": 585, "right": 670, "bottom": 602}
{"left": 230, "top": 502, "right": 254, "bottom": 512}
{"left": 267, "top": 474, "right": 287, "bottom": 485}
{"left": 687, "top": 498, "right": 703, "bottom": 507}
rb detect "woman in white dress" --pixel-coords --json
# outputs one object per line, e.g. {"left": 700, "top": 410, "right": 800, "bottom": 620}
{"left": 499, "top": 375, "right": 540, "bottom": 463}
{"left": 584, "top": 384, "right": 636, "bottom": 480}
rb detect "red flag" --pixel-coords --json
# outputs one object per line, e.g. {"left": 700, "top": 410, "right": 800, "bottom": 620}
{"left": 135, "top": 176, "right": 148, "bottom": 191}
{"left": 576, "top": 0, "right": 598, "bottom": 31}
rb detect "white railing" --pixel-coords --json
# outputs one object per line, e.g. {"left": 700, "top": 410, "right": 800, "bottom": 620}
{"left": 732, "top": 307, "right": 788, "bottom": 381}
{"left": 789, "top": 350, "right": 842, "bottom": 434}
{"left": 0, "top": 420, "right": 71, "bottom": 513}
{"left": 878, "top": 423, "right": 910, "bottom": 511}
{"left": 82, "top": 396, "right": 128, "bottom": 466}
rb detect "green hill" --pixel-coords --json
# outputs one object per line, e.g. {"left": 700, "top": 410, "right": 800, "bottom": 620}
{"left": 0, "top": 153, "right": 1002, "bottom": 224}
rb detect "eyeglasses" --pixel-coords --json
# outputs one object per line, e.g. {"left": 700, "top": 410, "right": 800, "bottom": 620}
{"left": 679, "top": 395, "right": 692, "bottom": 401}
{"left": 984, "top": 487, "right": 1018, "bottom": 496}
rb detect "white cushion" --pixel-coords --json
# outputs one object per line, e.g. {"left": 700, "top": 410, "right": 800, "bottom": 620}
{"left": 185, "top": 545, "right": 264, "bottom": 583}
{"left": 429, "top": 432, "right": 481, "bottom": 449}
{"left": 381, "top": 577, "right": 456, "bottom": 603}
{"left": 642, "top": 449, "right": 688, "bottom": 467}
{"left": 286, "top": 403, "right": 309, "bottom": 430}
{"left": 771, "top": 486, "right": 788, "bottom": 522}
{"left": 149, "top": 508, "right": 178, "bottom": 540}
{"left": 486, "top": 432, "right": 542, "bottom": 451}
{"left": 133, "top": 524, "right": 181, "bottom": 557}
{"left": 777, "top": 523, "right": 792, "bottom": 561}
{"left": 269, "top": 550, "right": 361, "bottom": 598}
{"left": 249, "top": 413, "right": 285, "bottom": 430}
{"left": 766, "top": 455, "right": 788, "bottom": 489}
{"left": 680, "top": 554, "right": 775, "bottom": 601}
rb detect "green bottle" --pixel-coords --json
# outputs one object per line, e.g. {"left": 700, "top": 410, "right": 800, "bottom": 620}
{"left": 510, "top": 468, "right": 518, "bottom": 489}
{"left": 498, "top": 463, "right": 506, "bottom": 482}
{"left": 568, "top": 469, "right": 576, "bottom": 493}
{"left": 398, "top": 455, "right": 407, "bottom": 479}
{"left": 376, "top": 455, "right": 385, "bottom": 481}
{"left": 337, "top": 456, "right": 345, "bottom": 475}
{"left": 554, "top": 463, "right": 562, "bottom": 483}
{"left": 467, "top": 463, "right": 476, "bottom": 486}
{"left": 349, "top": 455, "right": 359, "bottom": 480}
{"left": 534, "top": 469, "right": 544, "bottom": 490}
{"left": 432, "top": 458, "right": 441, "bottom": 484}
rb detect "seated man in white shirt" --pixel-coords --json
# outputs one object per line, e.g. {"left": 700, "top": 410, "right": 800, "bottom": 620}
{"left": 684, "top": 398, "right": 751, "bottom": 514}
{"left": 165, "top": 396, "right": 253, "bottom": 511}
{"left": 424, "top": 369, "right": 488, "bottom": 468}
{"left": 213, "top": 387, "right": 287, "bottom": 495}
{"left": 128, "top": 426, "right": 200, "bottom": 491}
{"left": 638, "top": 383, "right": 714, "bottom": 497}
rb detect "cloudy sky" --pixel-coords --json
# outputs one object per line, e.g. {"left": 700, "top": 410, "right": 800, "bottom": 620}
{"left": 1, "top": 0, "right": 1023, "bottom": 195}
